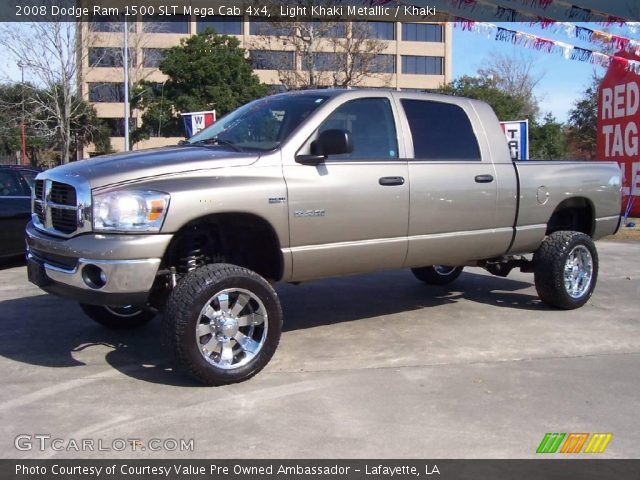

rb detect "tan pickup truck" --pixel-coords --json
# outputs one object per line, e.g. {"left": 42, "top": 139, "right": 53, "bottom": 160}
{"left": 26, "top": 89, "right": 622, "bottom": 385}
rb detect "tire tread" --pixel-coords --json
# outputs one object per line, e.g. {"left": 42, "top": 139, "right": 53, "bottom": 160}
{"left": 534, "top": 231, "right": 598, "bottom": 310}
{"left": 162, "top": 263, "right": 282, "bottom": 386}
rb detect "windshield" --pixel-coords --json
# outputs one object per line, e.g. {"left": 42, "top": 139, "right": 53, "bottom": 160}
{"left": 187, "top": 94, "right": 329, "bottom": 151}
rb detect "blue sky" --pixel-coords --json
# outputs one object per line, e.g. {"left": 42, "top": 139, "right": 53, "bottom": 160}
{"left": 451, "top": 22, "right": 625, "bottom": 122}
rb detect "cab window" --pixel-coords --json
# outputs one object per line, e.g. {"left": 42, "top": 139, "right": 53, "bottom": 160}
{"left": 318, "top": 98, "right": 398, "bottom": 160}
{"left": 401, "top": 99, "right": 481, "bottom": 161}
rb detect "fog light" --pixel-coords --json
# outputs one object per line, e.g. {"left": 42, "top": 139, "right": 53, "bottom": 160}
{"left": 82, "top": 264, "right": 107, "bottom": 289}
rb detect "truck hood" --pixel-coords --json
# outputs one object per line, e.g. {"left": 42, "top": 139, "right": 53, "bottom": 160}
{"left": 46, "top": 146, "right": 260, "bottom": 189}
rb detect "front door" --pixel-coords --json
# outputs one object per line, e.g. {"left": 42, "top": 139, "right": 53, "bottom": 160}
{"left": 284, "top": 97, "right": 409, "bottom": 281}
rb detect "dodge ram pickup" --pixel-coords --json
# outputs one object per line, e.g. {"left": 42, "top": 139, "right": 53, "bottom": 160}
{"left": 26, "top": 89, "right": 622, "bottom": 385}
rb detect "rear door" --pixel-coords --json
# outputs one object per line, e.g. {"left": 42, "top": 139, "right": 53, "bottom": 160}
{"left": 283, "top": 96, "right": 409, "bottom": 281}
{"left": 397, "top": 96, "right": 512, "bottom": 267}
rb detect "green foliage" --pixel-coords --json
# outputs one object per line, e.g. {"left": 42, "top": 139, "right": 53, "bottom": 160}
{"left": 436, "top": 75, "right": 532, "bottom": 123}
{"left": 0, "top": 83, "right": 41, "bottom": 157}
{"left": 132, "top": 29, "right": 269, "bottom": 141}
{"left": 0, "top": 82, "right": 111, "bottom": 164}
{"left": 530, "top": 113, "right": 568, "bottom": 159}
{"left": 567, "top": 75, "right": 600, "bottom": 159}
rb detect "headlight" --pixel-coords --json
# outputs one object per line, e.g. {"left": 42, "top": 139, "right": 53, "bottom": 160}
{"left": 93, "top": 190, "right": 170, "bottom": 232}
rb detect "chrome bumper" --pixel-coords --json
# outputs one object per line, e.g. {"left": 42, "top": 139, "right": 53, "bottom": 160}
{"left": 25, "top": 221, "right": 171, "bottom": 305}
{"left": 28, "top": 253, "right": 161, "bottom": 294}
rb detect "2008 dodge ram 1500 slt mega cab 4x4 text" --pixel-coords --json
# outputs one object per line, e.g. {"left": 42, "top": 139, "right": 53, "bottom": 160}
{"left": 26, "top": 90, "right": 622, "bottom": 385}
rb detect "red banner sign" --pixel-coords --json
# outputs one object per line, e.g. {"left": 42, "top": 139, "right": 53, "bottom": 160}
{"left": 596, "top": 51, "right": 640, "bottom": 217}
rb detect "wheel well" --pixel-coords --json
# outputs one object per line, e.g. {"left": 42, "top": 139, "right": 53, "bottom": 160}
{"left": 546, "top": 198, "right": 594, "bottom": 237}
{"left": 163, "top": 213, "right": 283, "bottom": 282}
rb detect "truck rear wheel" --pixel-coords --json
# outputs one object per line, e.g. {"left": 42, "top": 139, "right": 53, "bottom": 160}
{"left": 79, "top": 304, "right": 155, "bottom": 329}
{"left": 163, "top": 263, "right": 282, "bottom": 386}
{"left": 411, "top": 265, "right": 463, "bottom": 285}
{"left": 534, "top": 231, "right": 598, "bottom": 309}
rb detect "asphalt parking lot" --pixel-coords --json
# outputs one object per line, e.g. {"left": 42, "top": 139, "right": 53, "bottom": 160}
{"left": 1, "top": 240, "right": 638, "bottom": 459}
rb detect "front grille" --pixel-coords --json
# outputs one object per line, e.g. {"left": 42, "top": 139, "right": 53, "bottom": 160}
{"left": 34, "top": 180, "right": 44, "bottom": 199}
{"left": 32, "top": 179, "right": 84, "bottom": 237}
{"left": 51, "top": 208, "right": 78, "bottom": 234}
{"left": 33, "top": 202, "right": 44, "bottom": 224}
{"left": 50, "top": 182, "right": 76, "bottom": 206}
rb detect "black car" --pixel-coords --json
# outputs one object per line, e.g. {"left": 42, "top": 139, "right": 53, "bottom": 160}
{"left": 0, "top": 165, "right": 40, "bottom": 259}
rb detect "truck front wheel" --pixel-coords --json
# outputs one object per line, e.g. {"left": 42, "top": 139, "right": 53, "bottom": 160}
{"left": 411, "top": 265, "right": 463, "bottom": 285}
{"left": 162, "top": 263, "right": 282, "bottom": 386}
{"left": 534, "top": 231, "right": 598, "bottom": 309}
{"left": 79, "top": 304, "right": 155, "bottom": 329}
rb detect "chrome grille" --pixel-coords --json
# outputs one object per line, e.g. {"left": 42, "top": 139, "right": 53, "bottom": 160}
{"left": 32, "top": 176, "right": 91, "bottom": 238}
{"left": 50, "top": 182, "right": 76, "bottom": 206}
{"left": 33, "top": 201, "right": 45, "bottom": 224}
{"left": 51, "top": 208, "right": 78, "bottom": 233}
{"left": 34, "top": 179, "right": 44, "bottom": 199}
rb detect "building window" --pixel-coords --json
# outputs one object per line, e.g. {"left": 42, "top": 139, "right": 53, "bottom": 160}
{"left": 309, "top": 21, "right": 346, "bottom": 38}
{"left": 402, "top": 23, "right": 443, "bottom": 42}
{"left": 142, "top": 15, "right": 190, "bottom": 34}
{"left": 361, "top": 54, "right": 396, "bottom": 73}
{"left": 249, "top": 22, "right": 294, "bottom": 36}
{"left": 401, "top": 55, "right": 443, "bottom": 75}
{"left": 101, "top": 118, "right": 137, "bottom": 137}
{"left": 302, "top": 52, "right": 344, "bottom": 71}
{"left": 88, "top": 15, "right": 135, "bottom": 32}
{"left": 250, "top": 51, "right": 294, "bottom": 70}
{"left": 88, "top": 83, "right": 125, "bottom": 103}
{"left": 197, "top": 16, "right": 243, "bottom": 35}
{"left": 362, "top": 21, "right": 395, "bottom": 40}
{"left": 401, "top": 99, "right": 480, "bottom": 161}
{"left": 143, "top": 48, "right": 166, "bottom": 68}
{"left": 89, "top": 48, "right": 123, "bottom": 68}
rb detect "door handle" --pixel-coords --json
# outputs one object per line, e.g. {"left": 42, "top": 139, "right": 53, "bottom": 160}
{"left": 474, "top": 174, "right": 494, "bottom": 183}
{"left": 379, "top": 176, "right": 405, "bottom": 186}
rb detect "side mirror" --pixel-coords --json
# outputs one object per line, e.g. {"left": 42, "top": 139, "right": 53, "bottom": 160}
{"left": 296, "top": 129, "right": 353, "bottom": 165}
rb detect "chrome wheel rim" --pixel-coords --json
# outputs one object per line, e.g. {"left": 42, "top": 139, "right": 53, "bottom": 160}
{"left": 433, "top": 265, "right": 457, "bottom": 276}
{"left": 195, "top": 288, "right": 268, "bottom": 370}
{"left": 564, "top": 245, "right": 593, "bottom": 299}
{"left": 105, "top": 305, "right": 143, "bottom": 318}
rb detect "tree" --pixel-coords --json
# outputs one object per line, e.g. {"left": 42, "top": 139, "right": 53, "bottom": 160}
{"left": 249, "top": 18, "right": 393, "bottom": 90}
{"left": 566, "top": 74, "right": 600, "bottom": 160}
{"left": 436, "top": 75, "right": 530, "bottom": 121}
{"left": 131, "top": 30, "right": 269, "bottom": 141}
{"left": 530, "top": 113, "right": 568, "bottom": 159}
{"left": 477, "top": 51, "right": 544, "bottom": 119}
{"left": 0, "top": 81, "right": 111, "bottom": 165}
{"left": 0, "top": 19, "right": 85, "bottom": 163}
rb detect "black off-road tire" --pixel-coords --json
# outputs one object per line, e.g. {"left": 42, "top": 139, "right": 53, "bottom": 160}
{"left": 411, "top": 265, "right": 464, "bottom": 285}
{"left": 79, "top": 304, "right": 155, "bottom": 330}
{"left": 534, "top": 231, "right": 599, "bottom": 310}
{"left": 162, "top": 263, "right": 282, "bottom": 386}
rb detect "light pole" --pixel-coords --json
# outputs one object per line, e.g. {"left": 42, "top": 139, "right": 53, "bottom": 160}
{"left": 123, "top": 20, "right": 130, "bottom": 152}
{"left": 17, "top": 60, "right": 27, "bottom": 166}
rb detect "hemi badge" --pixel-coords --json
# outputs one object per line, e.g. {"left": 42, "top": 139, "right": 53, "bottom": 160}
{"left": 269, "top": 197, "right": 286, "bottom": 204}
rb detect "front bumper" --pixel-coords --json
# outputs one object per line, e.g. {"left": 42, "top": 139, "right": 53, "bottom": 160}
{"left": 25, "top": 221, "right": 172, "bottom": 306}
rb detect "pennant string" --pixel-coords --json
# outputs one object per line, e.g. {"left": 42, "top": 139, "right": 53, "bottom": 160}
{"left": 454, "top": 20, "right": 640, "bottom": 75}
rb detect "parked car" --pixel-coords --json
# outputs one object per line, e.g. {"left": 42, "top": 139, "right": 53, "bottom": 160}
{"left": 0, "top": 165, "right": 40, "bottom": 260}
{"left": 26, "top": 90, "right": 622, "bottom": 385}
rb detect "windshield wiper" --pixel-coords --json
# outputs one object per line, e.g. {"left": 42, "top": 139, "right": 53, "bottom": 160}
{"left": 190, "top": 137, "right": 243, "bottom": 152}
